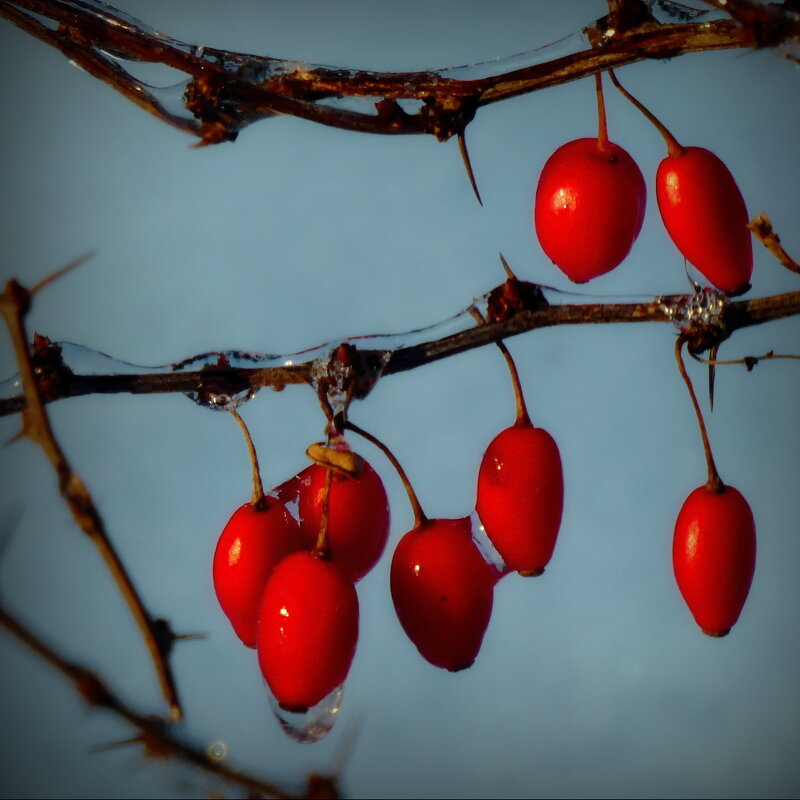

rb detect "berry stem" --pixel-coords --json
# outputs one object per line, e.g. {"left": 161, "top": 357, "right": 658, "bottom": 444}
{"left": 469, "top": 306, "right": 531, "bottom": 427}
{"left": 313, "top": 466, "right": 334, "bottom": 559}
{"left": 594, "top": 72, "right": 610, "bottom": 155}
{"left": 345, "top": 421, "right": 427, "bottom": 528}
{"left": 608, "top": 69, "right": 683, "bottom": 157}
{"left": 228, "top": 410, "right": 265, "bottom": 507}
{"left": 674, "top": 337, "right": 724, "bottom": 493}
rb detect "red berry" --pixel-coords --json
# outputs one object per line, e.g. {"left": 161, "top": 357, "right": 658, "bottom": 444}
{"left": 213, "top": 500, "right": 303, "bottom": 648}
{"left": 656, "top": 146, "right": 752, "bottom": 295}
{"left": 673, "top": 484, "right": 756, "bottom": 637}
{"left": 390, "top": 517, "right": 495, "bottom": 671}
{"left": 257, "top": 551, "right": 359, "bottom": 712}
{"left": 296, "top": 459, "right": 390, "bottom": 583}
{"left": 534, "top": 137, "right": 646, "bottom": 283}
{"left": 476, "top": 421, "right": 563, "bottom": 576}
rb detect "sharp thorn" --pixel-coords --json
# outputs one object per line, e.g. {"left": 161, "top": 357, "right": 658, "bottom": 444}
{"left": 498, "top": 252, "right": 517, "bottom": 280}
{"left": 30, "top": 252, "right": 95, "bottom": 297}
{"left": 457, "top": 130, "right": 483, "bottom": 206}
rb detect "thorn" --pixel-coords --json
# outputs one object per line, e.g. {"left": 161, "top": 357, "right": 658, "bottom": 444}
{"left": 498, "top": 252, "right": 517, "bottom": 280}
{"left": 3, "top": 428, "right": 28, "bottom": 448}
{"left": 708, "top": 343, "right": 718, "bottom": 412}
{"left": 151, "top": 617, "right": 207, "bottom": 659}
{"left": 29, "top": 252, "right": 95, "bottom": 297}
{"left": 457, "top": 130, "right": 483, "bottom": 206}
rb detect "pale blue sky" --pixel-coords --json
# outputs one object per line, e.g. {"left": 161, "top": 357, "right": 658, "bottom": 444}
{"left": 1, "top": 2, "right": 799, "bottom": 798}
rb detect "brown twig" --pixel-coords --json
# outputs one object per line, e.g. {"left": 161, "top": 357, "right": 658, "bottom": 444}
{"left": 0, "top": 600, "right": 312, "bottom": 800}
{"left": 2, "top": 288, "right": 799, "bottom": 419}
{"left": 0, "top": 276, "right": 184, "bottom": 721}
{"left": 1, "top": 1, "right": 795, "bottom": 145}
{"left": 690, "top": 349, "right": 800, "bottom": 370}
{"left": 749, "top": 213, "right": 800, "bottom": 275}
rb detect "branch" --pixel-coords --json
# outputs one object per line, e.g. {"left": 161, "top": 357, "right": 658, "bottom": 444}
{"left": 0, "top": 600, "right": 335, "bottom": 800}
{"left": 1, "top": 0, "right": 797, "bottom": 144}
{"left": 0, "top": 277, "right": 184, "bottom": 720}
{"left": 2, "top": 286, "right": 799, "bottom": 418}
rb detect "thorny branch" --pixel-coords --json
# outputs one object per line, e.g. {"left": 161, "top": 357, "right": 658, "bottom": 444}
{"left": 0, "top": 0, "right": 797, "bottom": 145}
{"left": 0, "top": 601, "right": 337, "bottom": 800}
{"left": 0, "top": 278, "right": 184, "bottom": 720}
{"left": 1, "top": 283, "right": 799, "bottom": 419}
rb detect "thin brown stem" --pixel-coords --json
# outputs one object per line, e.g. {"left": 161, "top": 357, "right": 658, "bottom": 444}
{"left": 675, "top": 337, "right": 723, "bottom": 492}
{"left": 228, "top": 410, "right": 265, "bottom": 507}
{"left": 0, "top": 602, "right": 302, "bottom": 800}
{"left": 608, "top": 68, "right": 683, "bottom": 156}
{"left": 314, "top": 466, "right": 334, "bottom": 558}
{"left": 345, "top": 421, "right": 427, "bottom": 528}
{"left": 690, "top": 350, "right": 799, "bottom": 368}
{"left": 469, "top": 307, "right": 531, "bottom": 427}
{"left": 0, "top": 277, "right": 183, "bottom": 720}
{"left": 749, "top": 213, "right": 800, "bottom": 275}
{"left": 595, "top": 72, "right": 610, "bottom": 154}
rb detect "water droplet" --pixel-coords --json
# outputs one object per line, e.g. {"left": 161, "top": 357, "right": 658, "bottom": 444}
{"left": 269, "top": 684, "right": 344, "bottom": 744}
{"left": 660, "top": 287, "right": 727, "bottom": 334}
{"left": 205, "top": 740, "right": 228, "bottom": 761}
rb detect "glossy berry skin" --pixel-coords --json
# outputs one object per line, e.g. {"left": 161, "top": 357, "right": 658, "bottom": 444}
{"left": 258, "top": 551, "right": 359, "bottom": 712}
{"left": 535, "top": 137, "right": 646, "bottom": 283}
{"left": 296, "top": 461, "right": 390, "bottom": 583}
{"left": 673, "top": 485, "right": 756, "bottom": 637}
{"left": 656, "top": 146, "right": 752, "bottom": 295}
{"left": 476, "top": 422, "right": 564, "bottom": 576}
{"left": 390, "top": 517, "right": 495, "bottom": 671}
{"left": 213, "top": 500, "right": 303, "bottom": 648}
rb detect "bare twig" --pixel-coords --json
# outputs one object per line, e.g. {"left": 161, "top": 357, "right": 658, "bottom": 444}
{"left": 1, "top": 0, "right": 796, "bottom": 145}
{"left": 0, "top": 276, "right": 184, "bottom": 720}
{"left": 1, "top": 288, "right": 799, "bottom": 419}
{"left": 749, "top": 213, "right": 800, "bottom": 275}
{"left": 0, "top": 600, "right": 316, "bottom": 800}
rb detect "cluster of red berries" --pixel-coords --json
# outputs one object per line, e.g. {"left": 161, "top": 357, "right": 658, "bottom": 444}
{"left": 212, "top": 70, "right": 759, "bottom": 731}
{"left": 534, "top": 71, "right": 752, "bottom": 296}
{"left": 212, "top": 385, "right": 565, "bottom": 714}
{"left": 213, "top": 433, "right": 389, "bottom": 714}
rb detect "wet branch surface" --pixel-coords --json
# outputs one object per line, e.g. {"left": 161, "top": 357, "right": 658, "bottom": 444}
{"left": 0, "top": 0, "right": 797, "bottom": 144}
{"left": 1, "top": 286, "right": 798, "bottom": 418}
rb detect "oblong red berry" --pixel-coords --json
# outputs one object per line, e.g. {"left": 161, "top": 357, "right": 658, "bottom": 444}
{"left": 476, "top": 422, "right": 564, "bottom": 576}
{"left": 535, "top": 137, "right": 646, "bottom": 283}
{"left": 390, "top": 517, "right": 495, "bottom": 671}
{"left": 656, "top": 146, "right": 752, "bottom": 295}
{"left": 673, "top": 484, "right": 756, "bottom": 637}
{"left": 212, "top": 500, "right": 303, "bottom": 648}
{"left": 296, "top": 460, "right": 390, "bottom": 583}
{"left": 258, "top": 552, "right": 359, "bottom": 712}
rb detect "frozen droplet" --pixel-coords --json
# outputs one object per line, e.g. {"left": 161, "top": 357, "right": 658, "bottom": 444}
{"left": 468, "top": 511, "right": 510, "bottom": 582}
{"left": 269, "top": 684, "right": 344, "bottom": 744}
{"left": 184, "top": 386, "right": 257, "bottom": 412}
{"left": 205, "top": 740, "right": 227, "bottom": 761}
{"left": 659, "top": 287, "right": 727, "bottom": 334}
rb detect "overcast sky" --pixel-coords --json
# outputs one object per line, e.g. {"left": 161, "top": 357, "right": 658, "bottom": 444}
{"left": 1, "top": 2, "right": 799, "bottom": 798}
